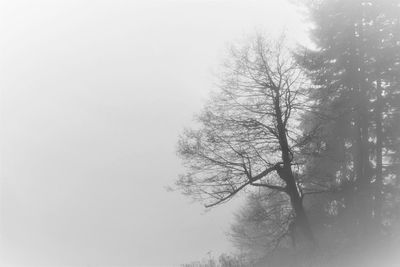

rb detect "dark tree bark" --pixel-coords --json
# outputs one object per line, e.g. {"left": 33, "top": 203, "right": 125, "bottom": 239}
{"left": 274, "top": 88, "right": 315, "bottom": 244}
{"left": 176, "top": 34, "right": 316, "bottom": 248}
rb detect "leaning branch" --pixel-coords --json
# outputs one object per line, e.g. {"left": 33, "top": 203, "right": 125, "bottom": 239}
{"left": 205, "top": 165, "right": 281, "bottom": 208}
{"left": 204, "top": 181, "right": 251, "bottom": 208}
{"left": 248, "top": 165, "right": 279, "bottom": 182}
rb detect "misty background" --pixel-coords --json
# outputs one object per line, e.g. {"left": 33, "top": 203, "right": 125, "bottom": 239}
{"left": 0, "top": 1, "right": 307, "bottom": 266}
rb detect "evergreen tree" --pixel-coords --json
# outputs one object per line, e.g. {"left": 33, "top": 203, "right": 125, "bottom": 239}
{"left": 297, "top": 0, "right": 400, "bottom": 240}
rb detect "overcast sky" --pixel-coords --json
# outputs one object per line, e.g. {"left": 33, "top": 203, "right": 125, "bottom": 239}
{"left": 0, "top": 0, "right": 308, "bottom": 266}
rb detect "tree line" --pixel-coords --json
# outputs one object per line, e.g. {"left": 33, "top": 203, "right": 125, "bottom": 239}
{"left": 177, "top": 0, "right": 400, "bottom": 266}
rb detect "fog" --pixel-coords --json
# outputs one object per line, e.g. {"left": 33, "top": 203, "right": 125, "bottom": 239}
{"left": 0, "top": 0, "right": 307, "bottom": 266}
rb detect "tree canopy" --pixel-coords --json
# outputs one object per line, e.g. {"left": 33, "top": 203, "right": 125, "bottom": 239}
{"left": 177, "top": 0, "right": 400, "bottom": 265}
{"left": 177, "top": 35, "right": 315, "bottom": 244}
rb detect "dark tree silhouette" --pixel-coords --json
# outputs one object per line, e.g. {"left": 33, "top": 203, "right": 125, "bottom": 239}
{"left": 176, "top": 35, "right": 315, "bottom": 245}
{"left": 297, "top": 0, "right": 400, "bottom": 240}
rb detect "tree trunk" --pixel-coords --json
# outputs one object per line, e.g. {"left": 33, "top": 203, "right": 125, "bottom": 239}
{"left": 351, "top": 13, "right": 373, "bottom": 234}
{"left": 287, "top": 172, "right": 315, "bottom": 245}
{"left": 374, "top": 78, "right": 383, "bottom": 227}
{"left": 273, "top": 91, "right": 315, "bottom": 246}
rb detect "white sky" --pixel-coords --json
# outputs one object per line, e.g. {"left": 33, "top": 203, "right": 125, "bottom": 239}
{"left": 0, "top": 0, "right": 308, "bottom": 266}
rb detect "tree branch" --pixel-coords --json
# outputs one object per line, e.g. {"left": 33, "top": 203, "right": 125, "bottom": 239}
{"left": 204, "top": 181, "right": 251, "bottom": 208}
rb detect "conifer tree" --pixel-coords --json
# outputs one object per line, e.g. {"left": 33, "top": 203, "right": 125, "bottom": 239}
{"left": 298, "top": 0, "right": 400, "bottom": 238}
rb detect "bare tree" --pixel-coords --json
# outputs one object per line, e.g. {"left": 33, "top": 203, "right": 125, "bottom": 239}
{"left": 176, "top": 35, "right": 315, "bottom": 245}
